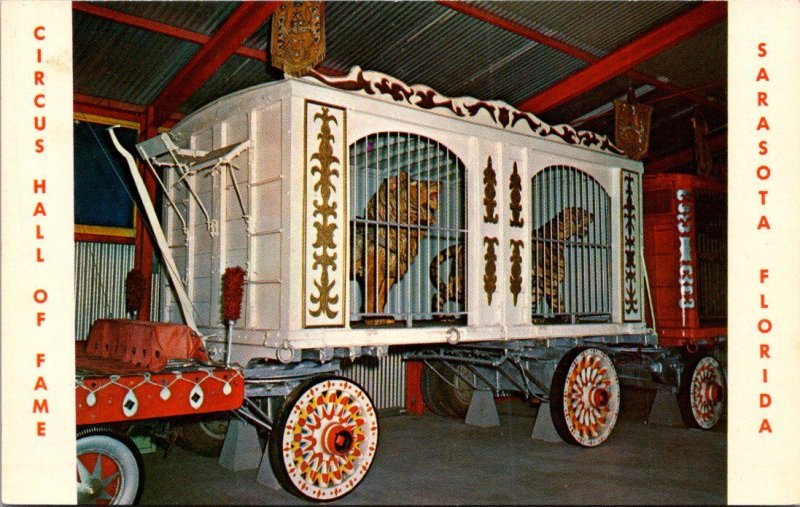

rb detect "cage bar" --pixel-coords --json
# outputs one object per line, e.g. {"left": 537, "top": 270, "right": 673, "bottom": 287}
{"left": 531, "top": 165, "right": 611, "bottom": 323}
{"left": 349, "top": 132, "right": 467, "bottom": 326}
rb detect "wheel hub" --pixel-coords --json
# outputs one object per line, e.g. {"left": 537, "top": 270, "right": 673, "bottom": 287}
{"left": 589, "top": 387, "right": 610, "bottom": 408}
{"left": 78, "top": 477, "right": 104, "bottom": 502}
{"left": 558, "top": 349, "right": 620, "bottom": 447}
{"left": 322, "top": 424, "right": 354, "bottom": 456}
{"left": 688, "top": 356, "right": 726, "bottom": 429}
{"left": 704, "top": 382, "right": 723, "bottom": 403}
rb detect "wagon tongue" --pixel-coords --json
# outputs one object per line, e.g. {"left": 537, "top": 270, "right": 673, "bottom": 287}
{"left": 109, "top": 127, "right": 252, "bottom": 338}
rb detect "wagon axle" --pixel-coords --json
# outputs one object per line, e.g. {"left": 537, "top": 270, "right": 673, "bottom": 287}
{"left": 588, "top": 387, "right": 610, "bottom": 408}
{"left": 323, "top": 424, "right": 355, "bottom": 456}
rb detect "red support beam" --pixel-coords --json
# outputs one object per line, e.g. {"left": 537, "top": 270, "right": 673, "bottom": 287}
{"left": 517, "top": 2, "right": 727, "bottom": 114}
{"left": 646, "top": 131, "right": 727, "bottom": 173}
{"left": 73, "top": 2, "right": 267, "bottom": 62}
{"left": 133, "top": 106, "right": 160, "bottom": 320}
{"left": 441, "top": 1, "right": 724, "bottom": 114}
{"left": 405, "top": 361, "right": 426, "bottom": 416}
{"left": 73, "top": 2, "right": 208, "bottom": 45}
{"left": 73, "top": 94, "right": 184, "bottom": 128}
{"left": 75, "top": 232, "right": 136, "bottom": 245}
{"left": 438, "top": 1, "right": 595, "bottom": 62}
{"left": 74, "top": 93, "right": 144, "bottom": 125}
{"left": 148, "top": 3, "right": 280, "bottom": 128}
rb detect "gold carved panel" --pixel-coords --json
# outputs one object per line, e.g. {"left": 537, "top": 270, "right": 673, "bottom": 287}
{"left": 303, "top": 101, "right": 346, "bottom": 327}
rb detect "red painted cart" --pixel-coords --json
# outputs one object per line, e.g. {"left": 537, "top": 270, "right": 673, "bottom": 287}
{"left": 641, "top": 173, "right": 726, "bottom": 428}
{"left": 75, "top": 319, "right": 245, "bottom": 504}
{"left": 643, "top": 173, "right": 726, "bottom": 348}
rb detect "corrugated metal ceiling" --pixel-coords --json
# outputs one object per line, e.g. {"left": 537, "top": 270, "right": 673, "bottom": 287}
{"left": 73, "top": 11, "right": 200, "bottom": 105}
{"left": 96, "top": 1, "right": 238, "bottom": 36}
{"left": 324, "top": 1, "right": 589, "bottom": 104}
{"left": 72, "top": 1, "right": 726, "bottom": 159}
{"left": 471, "top": 1, "right": 694, "bottom": 56}
{"left": 638, "top": 21, "right": 728, "bottom": 91}
{"left": 179, "top": 55, "right": 280, "bottom": 114}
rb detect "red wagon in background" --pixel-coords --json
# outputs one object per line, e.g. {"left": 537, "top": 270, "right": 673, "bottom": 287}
{"left": 643, "top": 173, "right": 727, "bottom": 349}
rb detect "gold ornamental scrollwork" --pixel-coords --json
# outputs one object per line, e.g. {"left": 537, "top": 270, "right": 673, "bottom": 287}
{"left": 691, "top": 111, "right": 715, "bottom": 177}
{"left": 509, "top": 162, "right": 524, "bottom": 228}
{"left": 483, "top": 157, "right": 498, "bottom": 224}
{"left": 271, "top": 1, "right": 326, "bottom": 77}
{"left": 622, "top": 172, "right": 640, "bottom": 319}
{"left": 509, "top": 239, "right": 524, "bottom": 306}
{"left": 483, "top": 237, "right": 499, "bottom": 305}
{"left": 308, "top": 107, "right": 339, "bottom": 320}
{"left": 614, "top": 98, "right": 653, "bottom": 161}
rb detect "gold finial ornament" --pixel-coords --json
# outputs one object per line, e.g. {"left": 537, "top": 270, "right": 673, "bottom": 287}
{"left": 691, "top": 109, "right": 715, "bottom": 177}
{"left": 614, "top": 88, "right": 653, "bottom": 161}
{"left": 271, "top": 1, "right": 325, "bottom": 77}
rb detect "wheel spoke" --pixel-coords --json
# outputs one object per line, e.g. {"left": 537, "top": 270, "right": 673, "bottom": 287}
{"left": 77, "top": 457, "right": 92, "bottom": 484}
{"left": 92, "top": 454, "right": 104, "bottom": 480}
{"left": 101, "top": 471, "right": 120, "bottom": 488}
{"left": 555, "top": 348, "right": 619, "bottom": 447}
{"left": 76, "top": 432, "right": 141, "bottom": 505}
{"left": 688, "top": 356, "right": 725, "bottom": 429}
{"left": 276, "top": 378, "right": 379, "bottom": 501}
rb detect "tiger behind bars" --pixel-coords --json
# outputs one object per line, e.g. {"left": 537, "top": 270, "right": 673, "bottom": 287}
{"left": 352, "top": 171, "right": 441, "bottom": 315}
{"left": 532, "top": 207, "right": 594, "bottom": 315}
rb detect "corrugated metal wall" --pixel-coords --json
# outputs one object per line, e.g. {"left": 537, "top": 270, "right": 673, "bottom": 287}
{"left": 75, "top": 242, "right": 134, "bottom": 339}
{"left": 74, "top": 242, "right": 406, "bottom": 411}
{"left": 341, "top": 351, "right": 406, "bottom": 412}
{"left": 74, "top": 242, "right": 162, "bottom": 339}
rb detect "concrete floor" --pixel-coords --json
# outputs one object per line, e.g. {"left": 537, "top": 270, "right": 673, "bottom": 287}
{"left": 140, "top": 391, "right": 726, "bottom": 505}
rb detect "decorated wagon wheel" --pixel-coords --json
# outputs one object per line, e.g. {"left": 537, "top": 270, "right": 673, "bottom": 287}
{"left": 77, "top": 428, "right": 144, "bottom": 505}
{"left": 678, "top": 355, "right": 726, "bottom": 429}
{"left": 268, "top": 376, "right": 379, "bottom": 502}
{"left": 549, "top": 347, "right": 620, "bottom": 447}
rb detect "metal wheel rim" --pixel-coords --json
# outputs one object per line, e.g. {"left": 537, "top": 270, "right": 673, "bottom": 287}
{"left": 280, "top": 378, "right": 378, "bottom": 500}
{"left": 689, "top": 356, "right": 725, "bottom": 429}
{"left": 561, "top": 348, "right": 620, "bottom": 447}
{"left": 77, "top": 435, "right": 139, "bottom": 504}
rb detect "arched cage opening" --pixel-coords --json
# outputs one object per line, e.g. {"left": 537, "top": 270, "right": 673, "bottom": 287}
{"left": 531, "top": 166, "right": 611, "bottom": 324}
{"left": 349, "top": 132, "right": 467, "bottom": 326}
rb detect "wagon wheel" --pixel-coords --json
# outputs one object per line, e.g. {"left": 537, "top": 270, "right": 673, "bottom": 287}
{"left": 678, "top": 355, "right": 725, "bottom": 429}
{"left": 179, "top": 414, "right": 230, "bottom": 457}
{"left": 550, "top": 347, "right": 620, "bottom": 447}
{"left": 268, "top": 376, "right": 379, "bottom": 502}
{"left": 77, "top": 428, "right": 144, "bottom": 505}
{"left": 420, "top": 363, "right": 473, "bottom": 419}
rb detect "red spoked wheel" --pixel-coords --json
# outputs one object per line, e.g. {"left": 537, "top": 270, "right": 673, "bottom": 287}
{"left": 550, "top": 347, "right": 620, "bottom": 447}
{"left": 678, "top": 355, "right": 725, "bottom": 429}
{"left": 268, "top": 376, "right": 379, "bottom": 502}
{"left": 77, "top": 428, "right": 144, "bottom": 505}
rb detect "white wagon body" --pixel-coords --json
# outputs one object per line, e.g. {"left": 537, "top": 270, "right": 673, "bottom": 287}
{"left": 150, "top": 67, "right": 647, "bottom": 365}
{"left": 108, "top": 68, "right": 725, "bottom": 502}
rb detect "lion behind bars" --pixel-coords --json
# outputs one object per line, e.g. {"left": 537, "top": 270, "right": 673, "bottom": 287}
{"left": 352, "top": 171, "right": 441, "bottom": 315}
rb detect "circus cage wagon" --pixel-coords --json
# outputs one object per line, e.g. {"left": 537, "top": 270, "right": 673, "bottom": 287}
{"left": 85, "top": 67, "right": 725, "bottom": 503}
